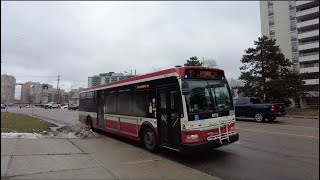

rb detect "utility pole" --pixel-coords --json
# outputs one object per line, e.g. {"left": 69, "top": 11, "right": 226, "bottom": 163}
{"left": 5, "top": 84, "right": 11, "bottom": 113}
{"left": 57, "top": 75, "right": 60, "bottom": 103}
{"left": 31, "top": 85, "right": 34, "bottom": 116}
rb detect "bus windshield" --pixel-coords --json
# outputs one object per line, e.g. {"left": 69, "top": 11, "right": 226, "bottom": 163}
{"left": 184, "top": 79, "right": 233, "bottom": 114}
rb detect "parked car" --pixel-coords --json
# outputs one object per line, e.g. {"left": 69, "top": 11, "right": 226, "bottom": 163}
{"left": 68, "top": 104, "right": 79, "bottom": 110}
{"left": 1, "top": 104, "right": 5, "bottom": 109}
{"left": 61, "top": 104, "right": 69, "bottom": 109}
{"left": 44, "top": 102, "right": 60, "bottom": 109}
{"left": 234, "top": 97, "right": 286, "bottom": 122}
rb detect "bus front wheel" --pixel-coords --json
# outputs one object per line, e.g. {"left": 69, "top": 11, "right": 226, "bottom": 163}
{"left": 143, "top": 127, "right": 157, "bottom": 152}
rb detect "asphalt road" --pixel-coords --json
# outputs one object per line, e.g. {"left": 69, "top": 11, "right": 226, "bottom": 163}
{"left": 4, "top": 107, "right": 319, "bottom": 180}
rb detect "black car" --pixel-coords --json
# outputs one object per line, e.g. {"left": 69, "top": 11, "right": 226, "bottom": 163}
{"left": 68, "top": 104, "right": 79, "bottom": 110}
{"left": 234, "top": 97, "right": 286, "bottom": 122}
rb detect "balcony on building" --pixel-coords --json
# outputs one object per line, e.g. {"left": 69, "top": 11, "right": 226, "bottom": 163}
{"left": 303, "top": 79, "right": 319, "bottom": 85}
{"left": 299, "top": 53, "right": 320, "bottom": 62}
{"left": 297, "top": 18, "right": 319, "bottom": 29}
{"left": 296, "top": 1, "right": 317, "bottom": 8}
{"left": 304, "top": 91, "right": 319, "bottom": 98}
{"left": 296, "top": 6, "right": 319, "bottom": 18}
{"left": 298, "top": 41, "right": 319, "bottom": 51}
{"left": 300, "top": 66, "right": 319, "bottom": 73}
{"left": 298, "top": 29, "right": 319, "bottom": 40}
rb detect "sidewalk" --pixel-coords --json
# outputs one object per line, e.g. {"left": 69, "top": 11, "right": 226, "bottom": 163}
{"left": 1, "top": 136, "right": 221, "bottom": 180}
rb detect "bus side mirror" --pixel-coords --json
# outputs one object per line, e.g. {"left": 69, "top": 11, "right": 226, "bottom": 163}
{"left": 182, "top": 81, "right": 189, "bottom": 95}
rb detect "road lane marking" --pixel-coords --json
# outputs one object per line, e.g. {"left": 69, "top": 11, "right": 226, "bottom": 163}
{"left": 237, "top": 128, "right": 319, "bottom": 139}
{"left": 272, "top": 124, "right": 319, "bottom": 130}
{"left": 238, "top": 124, "right": 319, "bottom": 131}
{"left": 236, "top": 122, "right": 319, "bottom": 130}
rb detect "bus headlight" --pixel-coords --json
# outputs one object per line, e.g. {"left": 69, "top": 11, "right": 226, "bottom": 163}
{"left": 229, "top": 110, "right": 235, "bottom": 115}
{"left": 230, "top": 126, "right": 235, "bottom": 131}
{"left": 187, "top": 134, "right": 199, "bottom": 140}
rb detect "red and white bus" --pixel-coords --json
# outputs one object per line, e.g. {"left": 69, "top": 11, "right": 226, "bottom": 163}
{"left": 79, "top": 66, "right": 239, "bottom": 152}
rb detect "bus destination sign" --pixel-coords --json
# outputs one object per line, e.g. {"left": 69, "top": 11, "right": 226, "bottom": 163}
{"left": 184, "top": 69, "right": 225, "bottom": 80}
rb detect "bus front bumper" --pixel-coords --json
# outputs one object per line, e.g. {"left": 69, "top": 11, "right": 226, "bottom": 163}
{"left": 180, "top": 133, "right": 239, "bottom": 152}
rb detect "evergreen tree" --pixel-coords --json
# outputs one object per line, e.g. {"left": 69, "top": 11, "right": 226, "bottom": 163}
{"left": 184, "top": 56, "right": 202, "bottom": 66}
{"left": 238, "top": 36, "right": 305, "bottom": 102}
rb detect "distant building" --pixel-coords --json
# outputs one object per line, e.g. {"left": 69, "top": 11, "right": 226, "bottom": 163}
{"left": 1, "top": 74, "right": 16, "bottom": 104}
{"left": 41, "top": 84, "right": 52, "bottom": 105}
{"left": 260, "top": 0, "right": 319, "bottom": 108}
{"left": 88, "top": 72, "right": 135, "bottom": 88}
{"left": 69, "top": 88, "right": 83, "bottom": 105}
{"left": 45, "top": 87, "right": 70, "bottom": 104}
{"left": 20, "top": 82, "right": 42, "bottom": 104}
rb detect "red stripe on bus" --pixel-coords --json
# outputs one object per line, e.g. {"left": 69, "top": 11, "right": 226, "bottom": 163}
{"left": 120, "top": 121, "right": 138, "bottom": 135}
{"left": 105, "top": 119, "right": 118, "bottom": 130}
{"left": 92, "top": 117, "right": 98, "bottom": 129}
{"left": 105, "top": 128, "right": 140, "bottom": 142}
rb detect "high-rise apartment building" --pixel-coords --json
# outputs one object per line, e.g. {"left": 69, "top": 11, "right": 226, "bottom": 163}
{"left": 260, "top": 0, "right": 319, "bottom": 108}
{"left": 1, "top": 74, "right": 16, "bottom": 104}
{"left": 88, "top": 72, "right": 135, "bottom": 88}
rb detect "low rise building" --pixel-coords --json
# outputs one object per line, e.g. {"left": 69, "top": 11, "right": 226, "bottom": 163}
{"left": 88, "top": 72, "right": 135, "bottom": 88}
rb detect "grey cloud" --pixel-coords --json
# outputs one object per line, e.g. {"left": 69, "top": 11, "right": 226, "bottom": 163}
{"left": 1, "top": 1, "right": 260, "bottom": 90}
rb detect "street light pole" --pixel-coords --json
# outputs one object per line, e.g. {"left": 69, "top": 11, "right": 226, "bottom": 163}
{"left": 5, "top": 84, "right": 11, "bottom": 113}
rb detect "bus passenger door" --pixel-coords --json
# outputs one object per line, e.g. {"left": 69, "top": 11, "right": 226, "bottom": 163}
{"left": 157, "top": 86, "right": 181, "bottom": 148}
{"left": 97, "top": 91, "right": 105, "bottom": 130}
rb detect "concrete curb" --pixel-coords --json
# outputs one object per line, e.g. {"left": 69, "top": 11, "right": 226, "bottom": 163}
{"left": 286, "top": 115, "right": 319, "bottom": 119}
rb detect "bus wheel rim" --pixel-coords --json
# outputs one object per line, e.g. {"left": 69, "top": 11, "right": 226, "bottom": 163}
{"left": 146, "top": 131, "right": 154, "bottom": 145}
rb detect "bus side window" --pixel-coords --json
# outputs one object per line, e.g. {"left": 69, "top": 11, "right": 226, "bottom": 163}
{"left": 105, "top": 95, "right": 116, "bottom": 114}
{"left": 134, "top": 92, "right": 147, "bottom": 117}
{"left": 118, "top": 93, "right": 132, "bottom": 116}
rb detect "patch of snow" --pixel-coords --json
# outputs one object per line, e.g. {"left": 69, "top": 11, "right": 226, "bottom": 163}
{"left": 42, "top": 124, "right": 99, "bottom": 139}
{"left": 1, "top": 133, "right": 43, "bottom": 139}
{"left": 1, "top": 124, "right": 99, "bottom": 139}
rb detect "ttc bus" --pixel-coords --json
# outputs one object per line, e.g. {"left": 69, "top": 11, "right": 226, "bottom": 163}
{"left": 79, "top": 66, "right": 239, "bottom": 152}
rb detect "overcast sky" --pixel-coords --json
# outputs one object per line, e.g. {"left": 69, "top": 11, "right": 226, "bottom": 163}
{"left": 1, "top": 1, "right": 261, "bottom": 97}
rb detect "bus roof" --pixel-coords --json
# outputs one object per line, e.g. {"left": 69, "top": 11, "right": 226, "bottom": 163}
{"left": 80, "top": 66, "right": 224, "bottom": 93}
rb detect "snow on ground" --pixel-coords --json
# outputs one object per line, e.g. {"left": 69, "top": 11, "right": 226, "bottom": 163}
{"left": 44, "top": 124, "right": 99, "bottom": 138}
{"left": 1, "top": 133, "right": 43, "bottom": 139}
{"left": 1, "top": 124, "right": 99, "bottom": 139}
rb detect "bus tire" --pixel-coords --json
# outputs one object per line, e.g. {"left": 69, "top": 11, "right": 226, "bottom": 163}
{"left": 254, "top": 112, "right": 265, "bottom": 123}
{"left": 143, "top": 127, "right": 157, "bottom": 152}
{"left": 86, "top": 117, "right": 93, "bottom": 130}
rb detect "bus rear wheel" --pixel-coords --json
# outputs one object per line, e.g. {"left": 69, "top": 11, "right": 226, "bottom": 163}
{"left": 143, "top": 127, "right": 157, "bottom": 152}
{"left": 86, "top": 117, "right": 93, "bottom": 130}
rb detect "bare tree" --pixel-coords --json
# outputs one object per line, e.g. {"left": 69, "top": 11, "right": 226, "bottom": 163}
{"left": 202, "top": 58, "right": 218, "bottom": 68}
{"left": 228, "top": 78, "right": 244, "bottom": 89}
{"left": 152, "top": 67, "right": 162, "bottom": 72}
